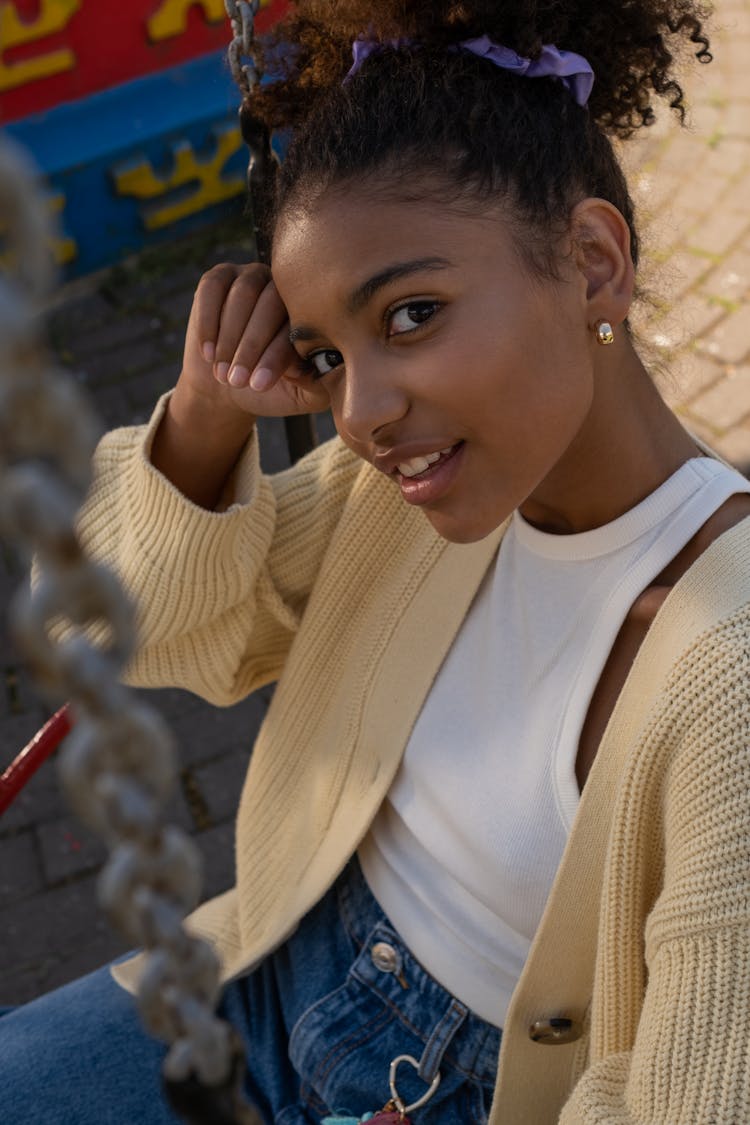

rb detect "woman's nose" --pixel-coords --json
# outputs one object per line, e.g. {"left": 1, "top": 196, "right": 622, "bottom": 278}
{"left": 336, "top": 357, "right": 409, "bottom": 444}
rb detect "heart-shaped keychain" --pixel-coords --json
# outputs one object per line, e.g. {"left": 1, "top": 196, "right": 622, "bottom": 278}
{"left": 322, "top": 1053, "right": 441, "bottom": 1124}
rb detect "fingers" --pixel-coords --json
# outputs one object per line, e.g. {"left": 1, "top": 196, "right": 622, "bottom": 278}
{"left": 222, "top": 281, "right": 293, "bottom": 388}
{"left": 224, "top": 360, "right": 332, "bottom": 418}
{"left": 193, "top": 263, "right": 259, "bottom": 362}
{"left": 239, "top": 322, "right": 302, "bottom": 392}
{"left": 188, "top": 262, "right": 326, "bottom": 417}
{"left": 197, "top": 264, "right": 295, "bottom": 390}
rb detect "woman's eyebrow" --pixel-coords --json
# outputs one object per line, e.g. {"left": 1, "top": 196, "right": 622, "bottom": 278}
{"left": 288, "top": 256, "right": 453, "bottom": 344}
{"left": 347, "top": 257, "right": 452, "bottom": 314}
{"left": 289, "top": 324, "right": 322, "bottom": 344}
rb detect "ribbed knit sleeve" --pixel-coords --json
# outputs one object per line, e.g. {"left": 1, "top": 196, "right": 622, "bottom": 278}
{"left": 77, "top": 395, "right": 365, "bottom": 704}
{"left": 560, "top": 610, "right": 750, "bottom": 1123}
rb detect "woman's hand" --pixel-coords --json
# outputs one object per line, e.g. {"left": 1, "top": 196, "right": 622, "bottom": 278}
{"left": 181, "top": 261, "right": 331, "bottom": 418}
{"left": 152, "top": 262, "right": 330, "bottom": 509}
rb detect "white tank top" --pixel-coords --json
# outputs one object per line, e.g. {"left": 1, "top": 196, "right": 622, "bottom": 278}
{"left": 359, "top": 458, "right": 750, "bottom": 1027}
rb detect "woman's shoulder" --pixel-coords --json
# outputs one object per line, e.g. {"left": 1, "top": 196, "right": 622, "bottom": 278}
{"left": 622, "top": 503, "right": 750, "bottom": 739}
{"left": 630, "top": 494, "right": 750, "bottom": 626}
{"left": 670, "top": 491, "right": 750, "bottom": 578}
{"left": 657, "top": 489, "right": 750, "bottom": 590}
{"left": 682, "top": 495, "right": 750, "bottom": 623}
{"left": 660, "top": 509, "right": 750, "bottom": 733}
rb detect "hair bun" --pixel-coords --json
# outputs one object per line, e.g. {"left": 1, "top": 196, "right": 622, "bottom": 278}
{"left": 252, "top": 0, "right": 711, "bottom": 136}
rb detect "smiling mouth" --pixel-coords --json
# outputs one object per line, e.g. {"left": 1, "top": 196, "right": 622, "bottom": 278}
{"left": 396, "top": 443, "right": 463, "bottom": 479}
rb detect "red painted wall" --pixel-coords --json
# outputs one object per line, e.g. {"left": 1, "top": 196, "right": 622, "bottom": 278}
{"left": 1, "top": 0, "right": 289, "bottom": 123}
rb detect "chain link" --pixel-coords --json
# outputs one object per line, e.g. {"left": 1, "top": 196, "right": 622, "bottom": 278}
{"left": 225, "top": 0, "right": 261, "bottom": 97}
{"left": 0, "top": 138, "right": 254, "bottom": 1120}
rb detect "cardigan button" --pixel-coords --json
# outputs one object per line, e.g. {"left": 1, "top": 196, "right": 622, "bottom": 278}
{"left": 529, "top": 1017, "right": 582, "bottom": 1045}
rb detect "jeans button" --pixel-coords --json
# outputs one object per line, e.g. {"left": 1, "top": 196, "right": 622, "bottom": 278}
{"left": 371, "top": 941, "right": 400, "bottom": 974}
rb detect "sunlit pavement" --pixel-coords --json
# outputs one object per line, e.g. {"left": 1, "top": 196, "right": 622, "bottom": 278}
{"left": 623, "top": 0, "right": 750, "bottom": 469}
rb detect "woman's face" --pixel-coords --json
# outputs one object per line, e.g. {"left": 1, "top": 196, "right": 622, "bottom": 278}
{"left": 272, "top": 181, "right": 597, "bottom": 543}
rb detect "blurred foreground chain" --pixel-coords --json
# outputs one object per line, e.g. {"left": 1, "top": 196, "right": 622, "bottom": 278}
{"left": 0, "top": 136, "right": 255, "bottom": 1124}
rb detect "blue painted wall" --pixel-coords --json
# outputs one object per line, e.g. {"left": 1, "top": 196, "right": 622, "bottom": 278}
{"left": 5, "top": 51, "right": 250, "bottom": 278}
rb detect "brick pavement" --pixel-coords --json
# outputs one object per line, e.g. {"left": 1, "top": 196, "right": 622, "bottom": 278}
{"left": 620, "top": 0, "right": 750, "bottom": 467}
{"left": 1, "top": 0, "right": 749, "bottom": 1082}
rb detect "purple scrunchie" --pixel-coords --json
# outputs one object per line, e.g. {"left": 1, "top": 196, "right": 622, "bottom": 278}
{"left": 345, "top": 34, "right": 594, "bottom": 107}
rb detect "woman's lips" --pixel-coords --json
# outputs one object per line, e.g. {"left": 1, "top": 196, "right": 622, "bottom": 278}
{"left": 396, "top": 442, "right": 464, "bottom": 505}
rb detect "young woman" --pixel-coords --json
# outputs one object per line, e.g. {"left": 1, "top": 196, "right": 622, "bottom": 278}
{"left": 4, "top": 1, "right": 750, "bottom": 1122}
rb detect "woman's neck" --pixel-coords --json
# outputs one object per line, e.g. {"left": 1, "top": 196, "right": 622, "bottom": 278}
{"left": 519, "top": 344, "right": 701, "bottom": 535}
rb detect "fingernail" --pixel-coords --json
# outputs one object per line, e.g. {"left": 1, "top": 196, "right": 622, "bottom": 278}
{"left": 215, "top": 362, "right": 229, "bottom": 383}
{"left": 201, "top": 341, "right": 215, "bottom": 363}
{"left": 250, "top": 367, "right": 274, "bottom": 391}
{"left": 228, "top": 364, "right": 250, "bottom": 387}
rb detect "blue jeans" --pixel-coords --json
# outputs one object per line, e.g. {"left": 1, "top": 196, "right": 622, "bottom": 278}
{"left": 0, "top": 857, "right": 501, "bottom": 1124}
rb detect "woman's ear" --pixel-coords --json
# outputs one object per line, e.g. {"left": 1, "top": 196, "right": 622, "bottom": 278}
{"left": 569, "top": 198, "right": 635, "bottom": 330}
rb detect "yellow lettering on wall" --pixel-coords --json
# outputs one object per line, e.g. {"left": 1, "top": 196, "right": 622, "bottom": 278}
{"left": 147, "top": 0, "right": 225, "bottom": 41}
{"left": 147, "top": 0, "right": 272, "bottom": 41}
{"left": 50, "top": 190, "right": 76, "bottom": 265}
{"left": 0, "top": 0, "right": 81, "bottom": 92}
{"left": 112, "top": 125, "right": 245, "bottom": 231}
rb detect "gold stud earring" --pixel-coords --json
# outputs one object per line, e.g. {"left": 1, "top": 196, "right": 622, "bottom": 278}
{"left": 595, "top": 320, "right": 615, "bottom": 346}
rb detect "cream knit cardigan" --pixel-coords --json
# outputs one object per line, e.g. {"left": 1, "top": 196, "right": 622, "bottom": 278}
{"left": 79, "top": 396, "right": 750, "bottom": 1124}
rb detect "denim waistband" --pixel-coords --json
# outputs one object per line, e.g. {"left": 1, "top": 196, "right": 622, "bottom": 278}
{"left": 336, "top": 857, "right": 502, "bottom": 1087}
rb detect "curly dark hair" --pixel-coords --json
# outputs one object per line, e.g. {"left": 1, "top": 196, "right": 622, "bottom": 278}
{"left": 244, "top": 0, "right": 712, "bottom": 274}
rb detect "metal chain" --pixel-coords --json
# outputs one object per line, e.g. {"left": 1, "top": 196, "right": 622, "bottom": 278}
{"left": 226, "top": 0, "right": 319, "bottom": 478}
{"left": 0, "top": 138, "right": 255, "bottom": 1122}
{"left": 225, "top": 0, "right": 262, "bottom": 97}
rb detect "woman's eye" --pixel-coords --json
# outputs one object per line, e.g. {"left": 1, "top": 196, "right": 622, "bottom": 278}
{"left": 306, "top": 348, "right": 343, "bottom": 378}
{"left": 388, "top": 301, "right": 439, "bottom": 336}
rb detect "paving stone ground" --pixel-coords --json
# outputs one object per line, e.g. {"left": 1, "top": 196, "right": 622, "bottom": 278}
{"left": 1, "top": 0, "right": 750, "bottom": 1096}
{"left": 620, "top": 0, "right": 750, "bottom": 467}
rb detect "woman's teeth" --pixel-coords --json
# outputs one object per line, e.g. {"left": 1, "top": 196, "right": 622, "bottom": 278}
{"left": 398, "top": 446, "right": 454, "bottom": 478}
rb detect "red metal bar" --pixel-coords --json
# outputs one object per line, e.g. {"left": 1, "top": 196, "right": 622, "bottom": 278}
{"left": 0, "top": 704, "right": 73, "bottom": 815}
